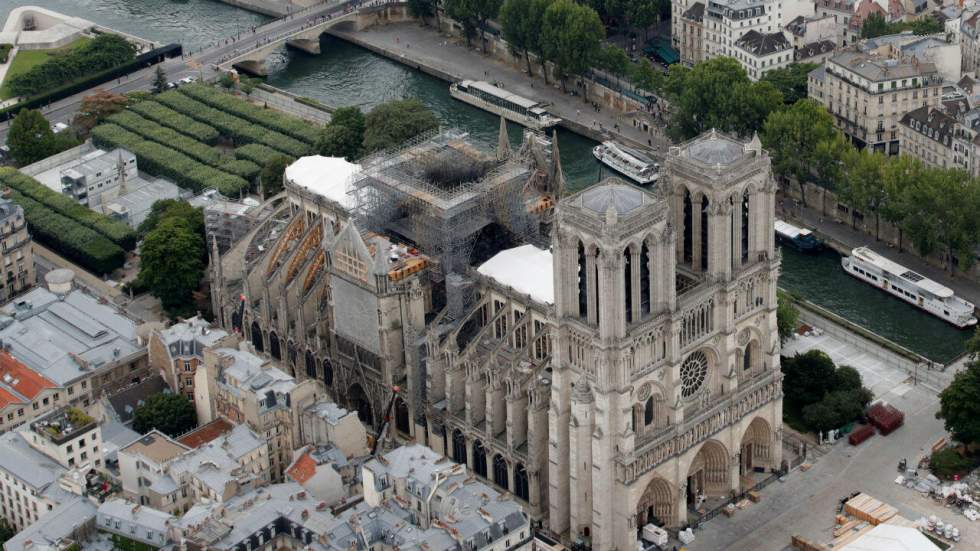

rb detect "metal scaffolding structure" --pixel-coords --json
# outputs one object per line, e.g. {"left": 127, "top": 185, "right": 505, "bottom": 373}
{"left": 350, "top": 128, "right": 545, "bottom": 279}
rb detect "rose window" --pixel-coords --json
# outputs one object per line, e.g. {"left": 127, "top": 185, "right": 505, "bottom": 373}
{"left": 680, "top": 351, "right": 708, "bottom": 398}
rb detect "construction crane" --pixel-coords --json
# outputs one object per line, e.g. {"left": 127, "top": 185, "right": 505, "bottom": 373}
{"left": 370, "top": 384, "right": 401, "bottom": 455}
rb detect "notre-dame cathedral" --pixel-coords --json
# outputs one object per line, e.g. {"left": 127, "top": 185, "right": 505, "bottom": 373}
{"left": 210, "top": 125, "right": 783, "bottom": 550}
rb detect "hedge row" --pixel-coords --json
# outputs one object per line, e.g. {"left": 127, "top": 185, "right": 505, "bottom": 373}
{"left": 91, "top": 124, "right": 249, "bottom": 197}
{"left": 0, "top": 169, "right": 136, "bottom": 250}
{"left": 179, "top": 84, "right": 319, "bottom": 145}
{"left": 152, "top": 92, "right": 310, "bottom": 158}
{"left": 234, "top": 143, "right": 293, "bottom": 167}
{"left": 107, "top": 111, "right": 223, "bottom": 167}
{"left": 220, "top": 159, "right": 261, "bottom": 181}
{"left": 128, "top": 100, "right": 219, "bottom": 144}
{"left": 11, "top": 191, "right": 125, "bottom": 275}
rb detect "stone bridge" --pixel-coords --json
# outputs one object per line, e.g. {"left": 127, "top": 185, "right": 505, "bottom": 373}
{"left": 224, "top": 3, "right": 413, "bottom": 76}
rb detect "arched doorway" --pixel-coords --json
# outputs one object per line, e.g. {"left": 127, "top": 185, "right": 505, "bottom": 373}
{"left": 394, "top": 397, "right": 410, "bottom": 435}
{"left": 305, "top": 350, "right": 316, "bottom": 378}
{"left": 493, "top": 454, "right": 509, "bottom": 491}
{"left": 232, "top": 311, "right": 242, "bottom": 333}
{"left": 472, "top": 440, "right": 488, "bottom": 478}
{"left": 636, "top": 477, "right": 673, "bottom": 528}
{"left": 686, "top": 440, "right": 730, "bottom": 509}
{"left": 514, "top": 463, "right": 529, "bottom": 501}
{"left": 348, "top": 383, "right": 374, "bottom": 426}
{"left": 451, "top": 429, "right": 466, "bottom": 464}
{"left": 740, "top": 417, "right": 772, "bottom": 481}
{"left": 322, "top": 358, "right": 333, "bottom": 387}
{"left": 287, "top": 342, "right": 297, "bottom": 371}
{"left": 742, "top": 340, "right": 762, "bottom": 376}
{"left": 251, "top": 321, "right": 263, "bottom": 352}
{"left": 269, "top": 332, "right": 281, "bottom": 360}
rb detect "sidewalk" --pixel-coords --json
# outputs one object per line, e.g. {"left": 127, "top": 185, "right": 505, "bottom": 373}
{"left": 328, "top": 22, "right": 671, "bottom": 154}
{"left": 779, "top": 196, "right": 980, "bottom": 310}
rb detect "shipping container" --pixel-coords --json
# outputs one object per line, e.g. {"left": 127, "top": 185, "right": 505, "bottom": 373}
{"left": 848, "top": 424, "right": 876, "bottom": 445}
{"left": 867, "top": 403, "right": 904, "bottom": 436}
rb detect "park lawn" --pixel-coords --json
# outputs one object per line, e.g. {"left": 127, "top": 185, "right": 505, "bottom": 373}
{"left": 0, "top": 37, "right": 92, "bottom": 100}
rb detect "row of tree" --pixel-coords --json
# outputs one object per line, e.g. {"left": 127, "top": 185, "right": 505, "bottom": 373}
{"left": 314, "top": 98, "right": 440, "bottom": 161}
{"left": 7, "top": 34, "right": 137, "bottom": 98}
{"left": 861, "top": 13, "right": 945, "bottom": 40}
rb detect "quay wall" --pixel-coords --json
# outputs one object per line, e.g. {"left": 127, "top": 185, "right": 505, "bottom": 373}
{"left": 249, "top": 84, "right": 333, "bottom": 125}
{"left": 213, "top": 0, "right": 294, "bottom": 17}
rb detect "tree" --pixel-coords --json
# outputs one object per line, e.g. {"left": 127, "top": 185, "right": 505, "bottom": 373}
{"left": 474, "top": 0, "right": 504, "bottom": 53}
{"left": 860, "top": 13, "right": 891, "bottom": 39}
{"left": 803, "top": 389, "right": 867, "bottom": 432}
{"left": 838, "top": 147, "right": 887, "bottom": 236}
{"left": 912, "top": 16, "right": 944, "bottom": 35}
{"left": 782, "top": 349, "right": 837, "bottom": 409}
{"left": 138, "top": 199, "right": 204, "bottom": 237}
{"left": 761, "top": 63, "right": 819, "bottom": 105}
{"left": 7, "top": 109, "right": 56, "bottom": 166}
{"left": 153, "top": 65, "right": 168, "bottom": 94}
{"left": 597, "top": 44, "right": 630, "bottom": 88}
{"left": 74, "top": 90, "right": 129, "bottom": 135}
{"left": 761, "top": 99, "right": 839, "bottom": 206}
{"left": 132, "top": 392, "right": 197, "bottom": 437}
{"left": 363, "top": 99, "right": 439, "bottom": 152}
{"left": 630, "top": 57, "right": 664, "bottom": 94}
{"left": 260, "top": 155, "right": 292, "bottom": 197}
{"left": 776, "top": 290, "right": 799, "bottom": 344}
{"left": 833, "top": 365, "right": 863, "bottom": 393}
{"left": 500, "top": 0, "right": 539, "bottom": 74}
{"left": 929, "top": 448, "right": 974, "bottom": 479}
{"left": 138, "top": 217, "right": 204, "bottom": 317}
{"left": 445, "top": 0, "right": 480, "bottom": 48}
{"left": 628, "top": 0, "right": 666, "bottom": 41}
{"left": 937, "top": 363, "right": 980, "bottom": 444}
{"left": 527, "top": 0, "right": 555, "bottom": 83}
{"left": 0, "top": 520, "right": 13, "bottom": 546}
{"left": 664, "top": 57, "right": 782, "bottom": 140}
{"left": 219, "top": 72, "right": 237, "bottom": 89}
{"left": 315, "top": 106, "right": 365, "bottom": 161}
{"left": 408, "top": 0, "right": 438, "bottom": 25}
{"left": 541, "top": 0, "right": 605, "bottom": 90}
{"left": 880, "top": 155, "right": 923, "bottom": 252}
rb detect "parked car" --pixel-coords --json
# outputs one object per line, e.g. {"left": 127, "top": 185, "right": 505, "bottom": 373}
{"left": 51, "top": 122, "right": 70, "bottom": 134}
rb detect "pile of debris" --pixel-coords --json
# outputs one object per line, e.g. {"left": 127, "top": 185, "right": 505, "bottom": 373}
{"left": 895, "top": 464, "right": 980, "bottom": 521}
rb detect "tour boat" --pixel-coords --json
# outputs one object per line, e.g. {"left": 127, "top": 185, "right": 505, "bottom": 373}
{"left": 841, "top": 247, "right": 978, "bottom": 328}
{"left": 449, "top": 80, "right": 561, "bottom": 130}
{"left": 774, "top": 219, "right": 823, "bottom": 252}
{"left": 592, "top": 141, "right": 659, "bottom": 185}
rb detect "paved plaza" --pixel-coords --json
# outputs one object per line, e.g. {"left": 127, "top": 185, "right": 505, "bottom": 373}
{"left": 683, "top": 324, "right": 975, "bottom": 551}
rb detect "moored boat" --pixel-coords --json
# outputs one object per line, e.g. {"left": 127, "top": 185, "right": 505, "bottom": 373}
{"left": 841, "top": 246, "right": 977, "bottom": 328}
{"left": 592, "top": 141, "right": 659, "bottom": 185}
{"left": 449, "top": 80, "right": 561, "bottom": 130}
{"left": 774, "top": 219, "right": 823, "bottom": 252}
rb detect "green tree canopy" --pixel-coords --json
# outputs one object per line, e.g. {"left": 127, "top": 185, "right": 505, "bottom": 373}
{"left": 761, "top": 63, "right": 819, "bottom": 105}
{"left": 861, "top": 13, "right": 891, "bottom": 39}
{"left": 132, "top": 392, "right": 197, "bottom": 437}
{"left": 937, "top": 363, "right": 980, "bottom": 444}
{"left": 501, "top": 0, "right": 543, "bottom": 74}
{"left": 663, "top": 57, "right": 782, "bottom": 140}
{"left": 911, "top": 16, "right": 944, "bottom": 35}
{"left": 7, "top": 109, "right": 56, "bottom": 165}
{"left": 138, "top": 216, "right": 205, "bottom": 317}
{"left": 776, "top": 291, "right": 800, "bottom": 344}
{"left": 541, "top": 0, "right": 605, "bottom": 88}
{"left": 138, "top": 199, "right": 204, "bottom": 237}
{"left": 761, "top": 98, "right": 840, "bottom": 205}
{"left": 630, "top": 57, "right": 664, "bottom": 94}
{"left": 363, "top": 99, "right": 439, "bottom": 153}
{"left": 597, "top": 44, "right": 631, "bottom": 86}
{"left": 315, "top": 106, "right": 366, "bottom": 161}
{"left": 838, "top": 147, "right": 887, "bottom": 237}
{"left": 260, "top": 155, "right": 292, "bottom": 197}
{"left": 407, "top": 0, "right": 438, "bottom": 24}
{"left": 153, "top": 65, "right": 168, "bottom": 94}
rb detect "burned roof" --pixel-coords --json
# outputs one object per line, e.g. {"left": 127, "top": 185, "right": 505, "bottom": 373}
{"left": 734, "top": 30, "right": 793, "bottom": 56}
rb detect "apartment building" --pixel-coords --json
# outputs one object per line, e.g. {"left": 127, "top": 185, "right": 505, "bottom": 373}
{"left": 0, "top": 198, "right": 33, "bottom": 303}
{"left": 195, "top": 347, "right": 325, "bottom": 481}
{"left": 680, "top": 2, "right": 706, "bottom": 65}
{"left": 898, "top": 105, "right": 979, "bottom": 174}
{"left": 733, "top": 29, "right": 795, "bottom": 80}
{"left": 809, "top": 51, "right": 943, "bottom": 153}
{"left": 148, "top": 316, "right": 230, "bottom": 401}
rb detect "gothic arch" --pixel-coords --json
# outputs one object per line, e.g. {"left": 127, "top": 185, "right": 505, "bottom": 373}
{"left": 493, "top": 454, "right": 509, "bottom": 491}
{"left": 232, "top": 311, "right": 242, "bottom": 333}
{"left": 742, "top": 339, "right": 762, "bottom": 376}
{"left": 472, "top": 440, "right": 488, "bottom": 478}
{"left": 685, "top": 439, "right": 730, "bottom": 502}
{"left": 348, "top": 383, "right": 374, "bottom": 426}
{"left": 287, "top": 341, "right": 298, "bottom": 369}
{"left": 739, "top": 417, "right": 773, "bottom": 480}
{"left": 451, "top": 429, "right": 466, "bottom": 464}
{"left": 636, "top": 477, "right": 673, "bottom": 528}
{"left": 514, "top": 463, "right": 529, "bottom": 501}
{"left": 394, "top": 396, "right": 411, "bottom": 435}
{"left": 251, "top": 321, "right": 264, "bottom": 353}
{"left": 305, "top": 350, "right": 316, "bottom": 378}
{"left": 322, "top": 358, "right": 333, "bottom": 387}
{"left": 269, "top": 332, "right": 281, "bottom": 360}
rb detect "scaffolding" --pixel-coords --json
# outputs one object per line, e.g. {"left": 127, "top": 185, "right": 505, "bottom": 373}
{"left": 350, "top": 128, "right": 545, "bottom": 280}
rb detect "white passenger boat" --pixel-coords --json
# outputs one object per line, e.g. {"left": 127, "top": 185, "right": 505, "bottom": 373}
{"left": 592, "top": 141, "right": 659, "bottom": 185}
{"left": 774, "top": 219, "right": 823, "bottom": 252}
{"left": 841, "top": 247, "right": 977, "bottom": 328}
{"left": 450, "top": 80, "right": 561, "bottom": 130}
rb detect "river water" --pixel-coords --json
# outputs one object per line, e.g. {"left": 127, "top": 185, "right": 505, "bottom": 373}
{"left": 1, "top": 1, "right": 971, "bottom": 361}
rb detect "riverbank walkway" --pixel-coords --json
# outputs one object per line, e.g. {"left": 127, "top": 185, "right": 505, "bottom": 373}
{"left": 777, "top": 195, "right": 980, "bottom": 314}
{"left": 329, "top": 22, "right": 672, "bottom": 153}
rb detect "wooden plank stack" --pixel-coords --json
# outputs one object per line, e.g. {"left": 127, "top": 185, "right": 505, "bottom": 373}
{"left": 843, "top": 493, "right": 898, "bottom": 526}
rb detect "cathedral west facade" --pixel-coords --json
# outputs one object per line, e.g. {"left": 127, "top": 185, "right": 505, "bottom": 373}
{"left": 210, "top": 126, "right": 783, "bottom": 550}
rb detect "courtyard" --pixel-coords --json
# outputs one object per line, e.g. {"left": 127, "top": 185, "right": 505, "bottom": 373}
{"left": 681, "top": 319, "right": 975, "bottom": 551}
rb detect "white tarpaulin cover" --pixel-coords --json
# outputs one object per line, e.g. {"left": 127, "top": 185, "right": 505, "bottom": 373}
{"left": 477, "top": 244, "right": 554, "bottom": 304}
{"left": 840, "top": 524, "right": 941, "bottom": 551}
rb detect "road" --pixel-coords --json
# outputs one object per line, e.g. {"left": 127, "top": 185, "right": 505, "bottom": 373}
{"left": 0, "top": 0, "right": 353, "bottom": 143}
